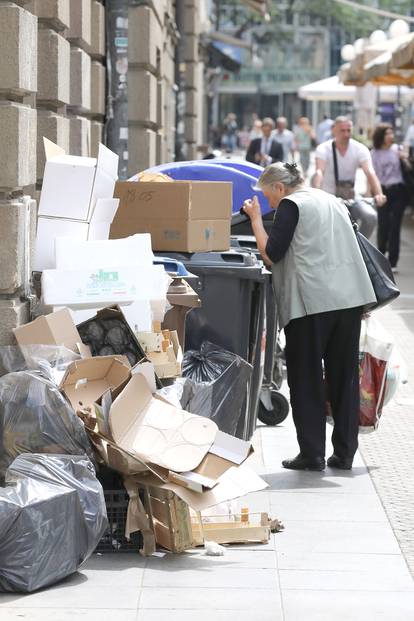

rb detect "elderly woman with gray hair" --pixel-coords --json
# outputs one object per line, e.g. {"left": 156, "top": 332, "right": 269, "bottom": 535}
{"left": 242, "top": 162, "right": 376, "bottom": 471}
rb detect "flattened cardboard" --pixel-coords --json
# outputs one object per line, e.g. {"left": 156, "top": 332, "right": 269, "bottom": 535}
{"left": 111, "top": 180, "right": 232, "bottom": 252}
{"left": 132, "top": 464, "right": 268, "bottom": 512}
{"left": 13, "top": 308, "right": 89, "bottom": 356}
{"left": 109, "top": 373, "right": 217, "bottom": 472}
{"left": 60, "top": 355, "right": 131, "bottom": 412}
{"left": 166, "top": 431, "right": 253, "bottom": 493}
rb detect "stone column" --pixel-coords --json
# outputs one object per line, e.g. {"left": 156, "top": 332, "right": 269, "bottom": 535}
{"left": 0, "top": 1, "right": 38, "bottom": 343}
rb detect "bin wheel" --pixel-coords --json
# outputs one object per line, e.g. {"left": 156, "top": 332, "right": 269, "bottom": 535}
{"left": 258, "top": 392, "right": 289, "bottom": 426}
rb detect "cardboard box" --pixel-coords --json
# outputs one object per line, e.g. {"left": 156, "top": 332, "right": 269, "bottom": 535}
{"left": 13, "top": 308, "right": 90, "bottom": 357}
{"left": 76, "top": 305, "right": 150, "bottom": 370}
{"left": 39, "top": 138, "right": 119, "bottom": 221}
{"left": 55, "top": 234, "right": 154, "bottom": 270}
{"left": 111, "top": 180, "right": 232, "bottom": 252}
{"left": 41, "top": 263, "right": 167, "bottom": 307}
{"left": 60, "top": 355, "right": 131, "bottom": 413}
{"left": 137, "top": 329, "right": 182, "bottom": 379}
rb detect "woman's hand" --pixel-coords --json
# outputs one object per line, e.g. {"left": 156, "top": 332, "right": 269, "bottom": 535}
{"left": 242, "top": 195, "right": 262, "bottom": 221}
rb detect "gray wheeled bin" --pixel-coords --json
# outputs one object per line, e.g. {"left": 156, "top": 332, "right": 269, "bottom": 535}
{"left": 154, "top": 250, "right": 266, "bottom": 441}
{"left": 230, "top": 235, "right": 289, "bottom": 426}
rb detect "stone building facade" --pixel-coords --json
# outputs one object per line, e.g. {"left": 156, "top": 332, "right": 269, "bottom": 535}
{"left": 0, "top": 0, "right": 208, "bottom": 343}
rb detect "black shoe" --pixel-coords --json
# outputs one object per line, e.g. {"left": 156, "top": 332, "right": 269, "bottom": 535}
{"left": 327, "top": 454, "right": 353, "bottom": 470}
{"left": 282, "top": 454, "right": 325, "bottom": 471}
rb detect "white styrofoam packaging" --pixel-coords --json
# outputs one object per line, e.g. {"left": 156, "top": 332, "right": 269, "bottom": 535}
{"left": 42, "top": 264, "right": 169, "bottom": 307}
{"left": 38, "top": 139, "right": 119, "bottom": 222}
{"left": 34, "top": 218, "right": 89, "bottom": 271}
{"left": 34, "top": 198, "right": 119, "bottom": 272}
{"left": 55, "top": 234, "right": 154, "bottom": 270}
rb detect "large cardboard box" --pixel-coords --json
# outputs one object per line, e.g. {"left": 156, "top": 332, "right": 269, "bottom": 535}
{"left": 13, "top": 308, "right": 90, "bottom": 357}
{"left": 111, "top": 180, "right": 232, "bottom": 252}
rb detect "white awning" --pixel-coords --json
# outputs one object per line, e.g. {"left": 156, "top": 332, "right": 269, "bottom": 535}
{"left": 298, "top": 75, "right": 413, "bottom": 103}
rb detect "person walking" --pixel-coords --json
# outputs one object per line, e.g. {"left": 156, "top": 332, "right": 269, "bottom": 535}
{"left": 249, "top": 118, "right": 263, "bottom": 143}
{"left": 316, "top": 114, "right": 333, "bottom": 144}
{"left": 272, "top": 116, "right": 295, "bottom": 162}
{"left": 371, "top": 123, "right": 408, "bottom": 273}
{"left": 246, "top": 117, "right": 283, "bottom": 166}
{"left": 312, "top": 116, "right": 386, "bottom": 238}
{"left": 242, "top": 162, "right": 376, "bottom": 471}
{"left": 294, "top": 116, "right": 316, "bottom": 176}
{"left": 222, "top": 113, "right": 238, "bottom": 153}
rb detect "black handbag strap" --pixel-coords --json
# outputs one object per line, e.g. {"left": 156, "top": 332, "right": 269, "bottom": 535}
{"left": 332, "top": 141, "right": 339, "bottom": 183}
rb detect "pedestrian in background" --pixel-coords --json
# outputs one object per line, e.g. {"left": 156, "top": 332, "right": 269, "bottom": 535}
{"left": 272, "top": 116, "right": 295, "bottom": 162}
{"left": 249, "top": 118, "right": 263, "bottom": 143}
{"left": 241, "top": 162, "right": 376, "bottom": 471}
{"left": 222, "top": 112, "right": 238, "bottom": 153}
{"left": 312, "top": 116, "right": 385, "bottom": 238}
{"left": 246, "top": 117, "right": 283, "bottom": 166}
{"left": 316, "top": 114, "right": 333, "bottom": 144}
{"left": 294, "top": 116, "right": 316, "bottom": 176}
{"left": 371, "top": 123, "right": 408, "bottom": 273}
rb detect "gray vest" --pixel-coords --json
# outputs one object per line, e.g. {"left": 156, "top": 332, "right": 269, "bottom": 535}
{"left": 272, "top": 187, "right": 376, "bottom": 329}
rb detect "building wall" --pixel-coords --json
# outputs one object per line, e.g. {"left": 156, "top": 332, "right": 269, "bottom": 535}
{"left": 0, "top": 0, "right": 208, "bottom": 342}
{"left": 0, "top": 0, "right": 106, "bottom": 343}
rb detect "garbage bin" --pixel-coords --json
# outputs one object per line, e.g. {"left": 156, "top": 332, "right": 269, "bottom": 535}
{"left": 230, "top": 236, "right": 289, "bottom": 427}
{"left": 155, "top": 249, "right": 266, "bottom": 441}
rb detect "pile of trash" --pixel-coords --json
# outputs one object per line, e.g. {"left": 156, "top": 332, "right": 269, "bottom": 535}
{"left": 0, "top": 139, "right": 273, "bottom": 594}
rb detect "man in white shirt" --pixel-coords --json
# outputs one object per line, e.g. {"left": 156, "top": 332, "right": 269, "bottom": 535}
{"left": 272, "top": 116, "right": 294, "bottom": 162}
{"left": 312, "top": 116, "right": 386, "bottom": 238}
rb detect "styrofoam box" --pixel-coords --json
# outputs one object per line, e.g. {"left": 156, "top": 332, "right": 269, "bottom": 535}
{"left": 38, "top": 141, "right": 119, "bottom": 222}
{"left": 34, "top": 218, "right": 89, "bottom": 271}
{"left": 34, "top": 198, "right": 119, "bottom": 272}
{"left": 42, "top": 264, "right": 168, "bottom": 306}
{"left": 55, "top": 234, "right": 154, "bottom": 270}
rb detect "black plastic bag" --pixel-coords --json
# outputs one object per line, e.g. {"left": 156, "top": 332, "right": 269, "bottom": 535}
{"left": 182, "top": 342, "right": 252, "bottom": 436}
{"left": 0, "top": 370, "right": 95, "bottom": 480}
{"left": 0, "top": 454, "right": 108, "bottom": 593}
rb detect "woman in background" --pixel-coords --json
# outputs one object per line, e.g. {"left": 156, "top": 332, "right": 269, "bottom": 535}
{"left": 294, "top": 117, "right": 315, "bottom": 176}
{"left": 371, "top": 123, "right": 408, "bottom": 273}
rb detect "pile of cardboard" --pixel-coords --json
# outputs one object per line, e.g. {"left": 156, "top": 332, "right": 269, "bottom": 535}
{"left": 13, "top": 306, "right": 268, "bottom": 553}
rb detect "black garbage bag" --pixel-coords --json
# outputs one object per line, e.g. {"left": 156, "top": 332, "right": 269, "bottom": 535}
{"left": 0, "top": 454, "right": 108, "bottom": 593}
{"left": 0, "top": 370, "right": 95, "bottom": 480}
{"left": 181, "top": 342, "right": 252, "bottom": 436}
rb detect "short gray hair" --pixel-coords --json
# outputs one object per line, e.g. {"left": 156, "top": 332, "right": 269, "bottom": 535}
{"left": 256, "top": 162, "right": 304, "bottom": 190}
{"left": 334, "top": 115, "right": 352, "bottom": 126}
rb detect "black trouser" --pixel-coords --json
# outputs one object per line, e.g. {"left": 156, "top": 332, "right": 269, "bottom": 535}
{"left": 284, "top": 307, "right": 362, "bottom": 460}
{"left": 377, "top": 183, "right": 407, "bottom": 268}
